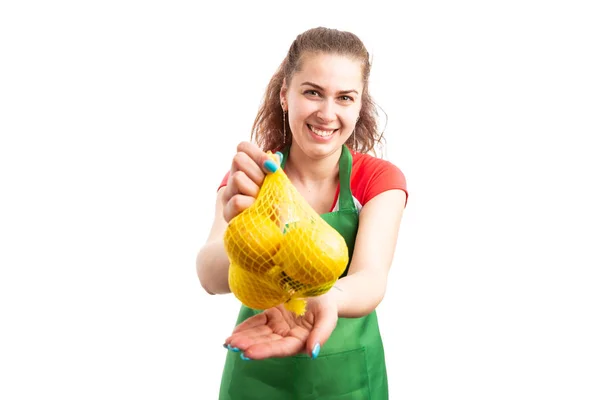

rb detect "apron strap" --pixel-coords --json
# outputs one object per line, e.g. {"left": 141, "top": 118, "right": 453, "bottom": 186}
{"left": 337, "top": 145, "right": 356, "bottom": 212}
{"left": 277, "top": 145, "right": 356, "bottom": 212}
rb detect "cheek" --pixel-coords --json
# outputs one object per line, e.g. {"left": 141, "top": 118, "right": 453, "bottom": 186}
{"left": 342, "top": 111, "right": 359, "bottom": 128}
{"left": 288, "top": 111, "right": 304, "bottom": 126}
{"left": 288, "top": 103, "right": 312, "bottom": 124}
{"left": 287, "top": 111, "right": 307, "bottom": 134}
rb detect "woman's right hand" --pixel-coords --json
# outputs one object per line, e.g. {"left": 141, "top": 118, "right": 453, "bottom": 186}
{"left": 221, "top": 141, "right": 281, "bottom": 223}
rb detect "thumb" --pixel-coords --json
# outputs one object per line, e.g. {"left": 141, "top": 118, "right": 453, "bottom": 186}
{"left": 305, "top": 304, "right": 338, "bottom": 359}
{"left": 262, "top": 151, "right": 281, "bottom": 174}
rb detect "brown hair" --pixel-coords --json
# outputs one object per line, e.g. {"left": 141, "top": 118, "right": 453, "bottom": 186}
{"left": 250, "top": 27, "right": 385, "bottom": 155}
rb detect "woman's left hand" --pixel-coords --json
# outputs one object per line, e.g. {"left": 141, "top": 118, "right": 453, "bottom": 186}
{"left": 223, "top": 293, "right": 338, "bottom": 360}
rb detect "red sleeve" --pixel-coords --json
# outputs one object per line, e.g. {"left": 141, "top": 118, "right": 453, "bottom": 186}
{"left": 218, "top": 172, "right": 229, "bottom": 191}
{"left": 350, "top": 153, "right": 408, "bottom": 206}
{"left": 365, "top": 161, "right": 408, "bottom": 206}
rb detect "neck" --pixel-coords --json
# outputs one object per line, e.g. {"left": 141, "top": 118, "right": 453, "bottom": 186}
{"left": 284, "top": 144, "right": 342, "bottom": 185}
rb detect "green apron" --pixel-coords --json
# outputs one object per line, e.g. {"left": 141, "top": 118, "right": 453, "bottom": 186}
{"left": 219, "top": 146, "right": 388, "bottom": 399}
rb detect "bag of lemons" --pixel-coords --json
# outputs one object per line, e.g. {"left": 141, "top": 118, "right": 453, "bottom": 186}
{"left": 224, "top": 153, "right": 349, "bottom": 316}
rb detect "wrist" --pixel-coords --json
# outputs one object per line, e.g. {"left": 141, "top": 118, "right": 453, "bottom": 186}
{"left": 321, "top": 284, "right": 344, "bottom": 316}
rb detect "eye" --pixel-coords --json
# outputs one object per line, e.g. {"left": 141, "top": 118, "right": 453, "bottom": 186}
{"left": 339, "top": 95, "right": 354, "bottom": 102}
{"left": 303, "top": 90, "right": 320, "bottom": 97}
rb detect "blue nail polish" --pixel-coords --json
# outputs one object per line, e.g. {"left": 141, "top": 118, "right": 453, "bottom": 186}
{"left": 227, "top": 345, "right": 240, "bottom": 352}
{"left": 240, "top": 353, "right": 251, "bottom": 361}
{"left": 275, "top": 151, "right": 283, "bottom": 163}
{"left": 311, "top": 343, "right": 320, "bottom": 360}
{"left": 264, "top": 159, "right": 278, "bottom": 173}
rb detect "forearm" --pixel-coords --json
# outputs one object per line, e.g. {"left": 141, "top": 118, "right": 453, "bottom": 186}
{"left": 196, "top": 240, "right": 231, "bottom": 295}
{"left": 327, "top": 270, "right": 388, "bottom": 318}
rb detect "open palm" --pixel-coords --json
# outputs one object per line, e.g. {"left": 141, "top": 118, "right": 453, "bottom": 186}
{"left": 224, "top": 296, "right": 338, "bottom": 360}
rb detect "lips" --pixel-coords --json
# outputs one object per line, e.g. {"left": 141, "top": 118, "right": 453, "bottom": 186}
{"left": 308, "top": 124, "right": 338, "bottom": 137}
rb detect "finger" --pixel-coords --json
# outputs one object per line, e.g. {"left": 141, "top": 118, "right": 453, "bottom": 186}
{"left": 305, "top": 306, "right": 338, "bottom": 358}
{"left": 228, "top": 332, "right": 282, "bottom": 351}
{"left": 232, "top": 171, "right": 261, "bottom": 197}
{"left": 236, "top": 141, "right": 279, "bottom": 175}
{"left": 230, "top": 312, "right": 268, "bottom": 333}
{"left": 244, "top": 336, "right": 305, "bottom": 360}
{"left": 229, "top": 307, "right": 289, "bottom": 337}
{"left": 230, "top": 150, "right": 266, "bottom": 187}
{"left": 225, "top": 321, "right": 272, "bottom": 350}
{"left": 223, "top": 194, "right": 255, "bottom": 222}
{"left": 221, "top": 170, "right": 261, "bottom": 206}
{"left": 229, "top": 325, "right": 273, "bottom": 341}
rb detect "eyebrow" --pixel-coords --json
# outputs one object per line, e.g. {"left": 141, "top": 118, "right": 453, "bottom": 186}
{"left": 300, "top": 81, "right": 359, "bottom": 95}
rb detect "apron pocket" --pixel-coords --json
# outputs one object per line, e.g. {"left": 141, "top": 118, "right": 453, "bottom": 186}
{"left": 225, "top": 353, "right": 297, "bottom": 400}
{"left": 292, "top": 346, "right": 370, "bottom": 400}
{"left": 224, "top": 347, "right": 371, "bottom": 400}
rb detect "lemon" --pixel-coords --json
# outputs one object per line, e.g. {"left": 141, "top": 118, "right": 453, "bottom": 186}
{"left": 229, "top": 263, "right": 289, "bottom": 310}
{"left": 224, "top": 211, "right": 283, "bottom": 275}
{"left": 276, "top": 220, "right": 348, "bottom": 286}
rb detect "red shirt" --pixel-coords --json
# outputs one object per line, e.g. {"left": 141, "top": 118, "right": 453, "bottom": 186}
{"left": 219, "top": 150, "right": 408, "bottom": 212}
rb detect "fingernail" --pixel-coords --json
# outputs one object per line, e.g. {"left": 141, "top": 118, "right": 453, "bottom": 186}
{"left": 264, "top": 159, "right": 278, "bottom": 173}
{"left": 311, "top": 343, "right": 320, "bottom": 360}
{"left": 240, "top": 353, "right": 251, "bottom": 361}
{"left": 227, "top": 344, "right": 240, "bottom": 352}
{"left": 275, "top": 151, "right": 283, "bottom": 164}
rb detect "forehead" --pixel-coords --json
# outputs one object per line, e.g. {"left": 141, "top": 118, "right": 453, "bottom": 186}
{"left": 290, "top": 53, "right": 364, "bottom": 92}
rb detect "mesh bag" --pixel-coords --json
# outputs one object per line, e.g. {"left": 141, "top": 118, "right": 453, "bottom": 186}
{"left": 224, "top": 153, "right": 349, "bottom": 316}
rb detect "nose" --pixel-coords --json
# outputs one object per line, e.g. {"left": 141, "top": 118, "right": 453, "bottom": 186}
{"left": 316, "top": 99, "right": 336, "bottom": 123}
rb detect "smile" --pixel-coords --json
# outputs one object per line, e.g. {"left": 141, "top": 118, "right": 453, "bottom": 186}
{"left": 308, "top": 124, "right": 338, "bottom": 137}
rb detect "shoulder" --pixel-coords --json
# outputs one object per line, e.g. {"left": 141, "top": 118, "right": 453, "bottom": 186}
{"left": 351, "top": 151, "right": 406, "bottom": 181}
{"left": 350, "top": 150, "right": 408, "bottom": 206}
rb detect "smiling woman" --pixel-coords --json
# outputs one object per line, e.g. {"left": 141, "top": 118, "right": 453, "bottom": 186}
{"left": 196, "top": 26, "right": 408, "bottom": 399}
{"left": 251, "top": 27, "right": 381, "bottom": 158}
{"left": 284, "top": 57, "right": 361, "bottom": 161}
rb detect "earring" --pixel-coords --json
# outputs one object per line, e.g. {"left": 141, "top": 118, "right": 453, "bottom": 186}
{"left": 353, "top": 116, "right": 359, "bottom": 151}
{"left": 282, "top": 104, "right": 287, "bottom": 144}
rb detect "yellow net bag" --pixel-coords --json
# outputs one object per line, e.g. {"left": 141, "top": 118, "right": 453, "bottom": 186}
{"left": 223, "top": 153, "right": 349, "bottom": 316}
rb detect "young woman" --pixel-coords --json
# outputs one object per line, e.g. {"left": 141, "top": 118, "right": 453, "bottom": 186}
{"left": 197, "top": 26, "right": 408, "bottom": 399}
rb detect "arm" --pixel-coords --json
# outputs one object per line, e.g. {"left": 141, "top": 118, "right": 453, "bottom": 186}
{"left": 195, "top": 188, "right": 232, "bottom": 295}
{"left": 327, "top": 189, "right": 406, "bottom": 318}
{"left": 196, "top": 142, "right": 277, "bottom": 295}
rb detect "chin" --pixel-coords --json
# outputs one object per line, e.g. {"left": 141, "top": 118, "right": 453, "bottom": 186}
{"left": 297, "top": 139, "right": 345, "bottom": 160}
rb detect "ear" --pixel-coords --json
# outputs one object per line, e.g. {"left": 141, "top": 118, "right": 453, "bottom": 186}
{"left": 280, "top": 79, "right": 288, "bottom": 110}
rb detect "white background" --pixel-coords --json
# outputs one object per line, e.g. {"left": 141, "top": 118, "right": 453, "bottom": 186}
{"left": 1, "top": 0, "right": 599, "bottom": 399}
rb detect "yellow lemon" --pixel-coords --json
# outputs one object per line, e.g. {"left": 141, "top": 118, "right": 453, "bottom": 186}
{"left": 224, "top": 211, "right": 283, "bottom": 275}
{"left": 276, "top": 220, "right": 348, "bottom": 286}
{"left": 229, "top": 263, "right": 289, "bottom": 310}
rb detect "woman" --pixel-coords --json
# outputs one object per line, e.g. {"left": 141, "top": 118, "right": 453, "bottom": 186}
{"left": 197, "top": 26, "right": 408, "bottom": 399}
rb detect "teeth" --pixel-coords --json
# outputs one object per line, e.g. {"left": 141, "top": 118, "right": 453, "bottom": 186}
{"left": 309, "top": 125, "right": 335, "bottom": 137}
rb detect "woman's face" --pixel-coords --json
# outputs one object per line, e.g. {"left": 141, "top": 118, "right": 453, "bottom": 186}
{"left": 282, "top": 53, "right": 363, "bottom": 160}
